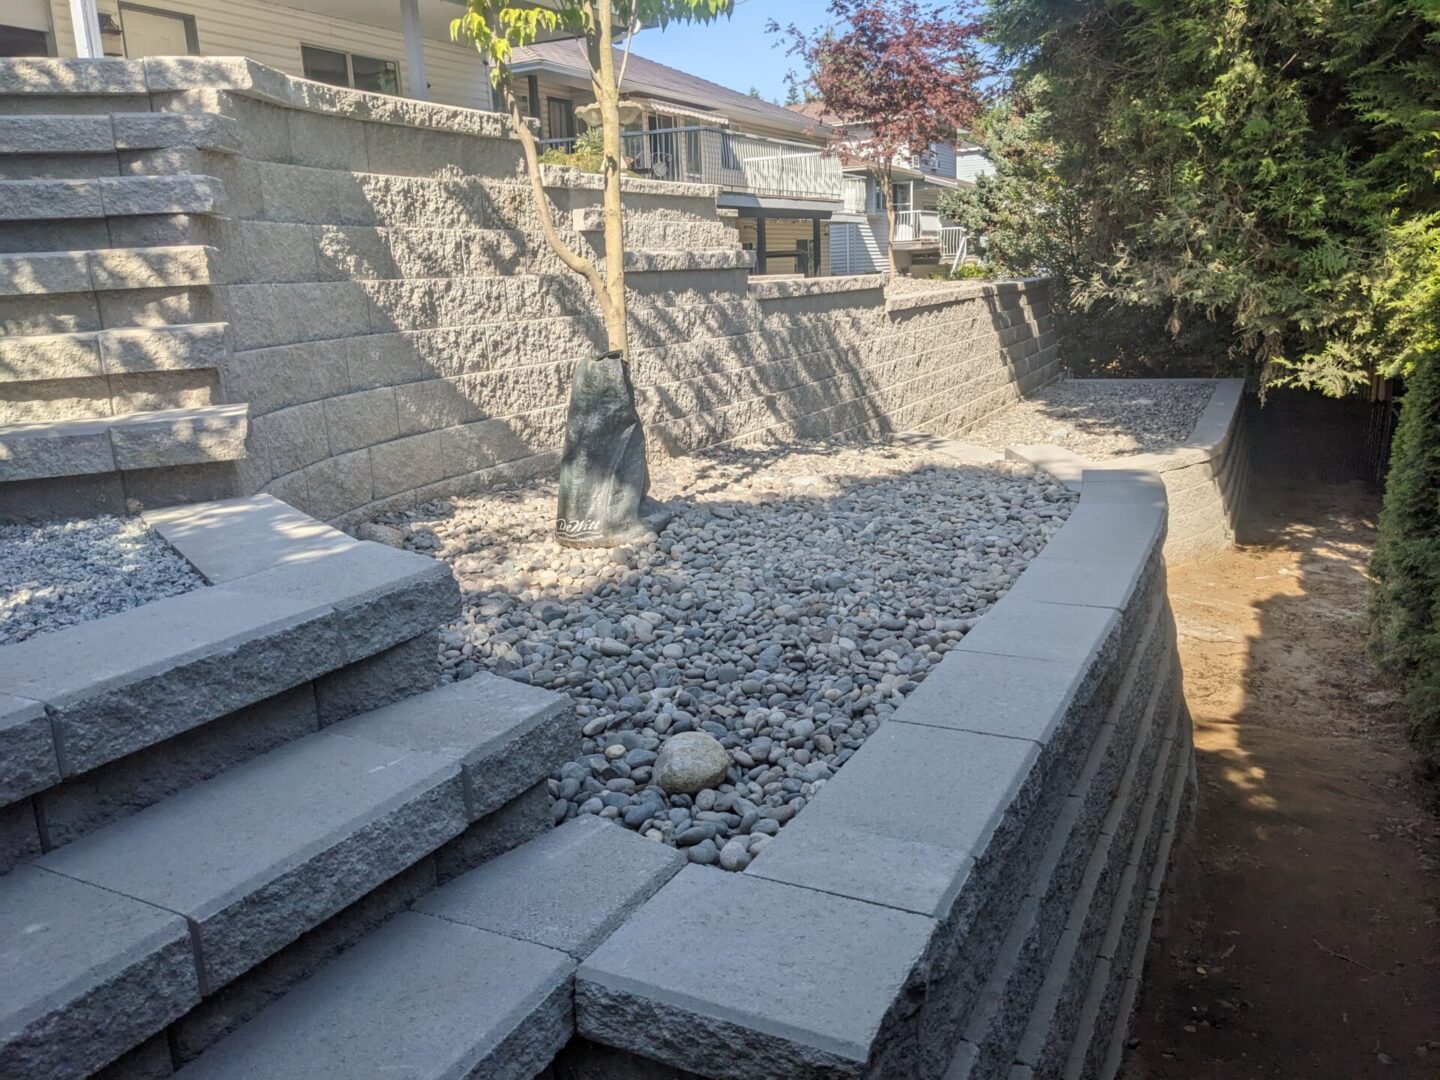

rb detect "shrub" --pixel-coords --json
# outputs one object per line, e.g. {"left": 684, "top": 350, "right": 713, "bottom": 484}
{"left": 537, "top": 127, "right": 606, "bottom": 173}
{"left": 1371, "top": 349, "right": 1440, "bottom": 765}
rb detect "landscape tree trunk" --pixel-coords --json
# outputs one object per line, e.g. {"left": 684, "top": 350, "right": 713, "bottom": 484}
{"left": 882, "top": 169, "right": 898, "bottom": 275}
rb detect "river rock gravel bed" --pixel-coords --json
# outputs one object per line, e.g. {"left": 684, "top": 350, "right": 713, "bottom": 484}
{"left": 963, "top": 378, "right": 1215, "bottom": 458}
{"left": 387, "top": 441, "right": 1076, "bottom": 869}
{"left": 0, "top": 516, "right": 204, "bottom": 646}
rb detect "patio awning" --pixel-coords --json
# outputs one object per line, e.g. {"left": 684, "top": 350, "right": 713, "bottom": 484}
{"left": 623, "top": 97, "right": 731, "bottom": 127}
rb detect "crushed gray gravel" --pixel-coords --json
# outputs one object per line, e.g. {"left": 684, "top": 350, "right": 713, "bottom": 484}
{"left": 0, "top": 516, "right": 204, "bottom": 646}
{"left": 962, "top": 378, "right": 1216, "bottom": 458}
{"left": 386, "top": 440, "right": 1076, "bottom": 868}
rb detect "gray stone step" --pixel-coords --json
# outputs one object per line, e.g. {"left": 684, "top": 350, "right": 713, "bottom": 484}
{"left": 0, "top": 246, "right": 216, "bottom": 297}
{"left": 0, "top": 323, "right": 228, "bottom": 384}
{"left": 0, "top": 402, "right": 247, "bottom": 482}
{"left": 178, "top": 817, "right": 682, "bottom": 1079}
{"left": 0, "top": 113, "right": 240, "bottom": 156}
{"left": 1, "top": 673, "right": 573, "bottom": 1076}
{"left": 0, "top": 175, "right": 223, "bottom": 221}
{"left": 0, "top": 865, "right": 200, "bottom": 1079}
{"left": 173, "top": 911, "right": 573, "bottom": 1080}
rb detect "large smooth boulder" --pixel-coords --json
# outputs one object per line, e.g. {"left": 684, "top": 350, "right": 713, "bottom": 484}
{"left": 653, "top": 732, "right": 729, "bottom": 795}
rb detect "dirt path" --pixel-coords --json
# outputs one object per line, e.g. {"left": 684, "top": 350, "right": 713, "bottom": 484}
{"left": 1123, "top": 477, "right": 1440, "bottom": 1079}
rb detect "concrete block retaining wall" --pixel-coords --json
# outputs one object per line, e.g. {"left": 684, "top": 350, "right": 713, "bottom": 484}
{"left": 1006, "top": 379, "right": 1248, "bottom": 563}
{"left": 0, "top": 57, "right": 1057, "bottom": 525}
{"left": 570, "top": 459, "right": 1193, "bottom": 1079}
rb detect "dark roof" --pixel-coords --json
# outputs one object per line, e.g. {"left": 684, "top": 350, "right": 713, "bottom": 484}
{"left": 511, "top": 38, "right": 825, "bottom": 135}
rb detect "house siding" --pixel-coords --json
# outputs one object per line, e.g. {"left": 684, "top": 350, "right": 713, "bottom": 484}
{"left": 46, "top": 0, "right": 493, "bottom": 110}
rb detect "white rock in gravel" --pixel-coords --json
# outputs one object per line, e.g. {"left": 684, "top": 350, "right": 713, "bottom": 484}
{"left": 653, "top": 731, "right": 730, "bottom": 795}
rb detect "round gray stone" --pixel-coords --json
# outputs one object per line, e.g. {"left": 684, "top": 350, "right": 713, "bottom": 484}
{"left": 652, "top": 731, "right": 730, "bottom": 795}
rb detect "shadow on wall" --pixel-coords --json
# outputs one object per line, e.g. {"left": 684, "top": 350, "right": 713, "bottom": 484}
{"left": 240, "top": 162, "right": 1046, "bottom": 526}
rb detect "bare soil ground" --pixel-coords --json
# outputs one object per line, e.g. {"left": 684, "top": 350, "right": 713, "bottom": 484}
{"left": 1123, "top": 477, "right": 1440, "bottom": 1078}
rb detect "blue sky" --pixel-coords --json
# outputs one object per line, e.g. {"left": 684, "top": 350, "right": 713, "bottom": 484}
{"left": 629, "top": 0, "right": 836, "bottom": 104}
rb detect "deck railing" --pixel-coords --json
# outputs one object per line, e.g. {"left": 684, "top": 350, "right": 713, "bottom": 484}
{"left": 539, "top": 126, "right": 842, "bottom": 202}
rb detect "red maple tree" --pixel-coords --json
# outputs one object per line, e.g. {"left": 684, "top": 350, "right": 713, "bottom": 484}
{"left": 774, "top": 0, "right": 987, "bottom": 272}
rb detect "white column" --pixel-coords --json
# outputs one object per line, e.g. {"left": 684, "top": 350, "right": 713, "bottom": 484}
{"left": 69, "top": 0, "right": 105, "bottom": 58}
{"left": 399, "top": 0, "right": 429, "bottom": 101}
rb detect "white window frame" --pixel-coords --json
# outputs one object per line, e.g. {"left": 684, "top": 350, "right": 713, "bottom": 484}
{"left": 300, "top": 43, "right": 400, "bottom": 95}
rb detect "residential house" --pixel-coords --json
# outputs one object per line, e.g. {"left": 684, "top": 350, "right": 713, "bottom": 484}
{"left": 13, "top": 3, "right": 847, "bottom": 277}
{"left": 509, "top": 39, "right": 843, "bottom": 277}
{"left": 791, "top": 100, "right": 974, "bottom": 277}
{"left": 7, "top": 0, "right": 500, "bottom": 111}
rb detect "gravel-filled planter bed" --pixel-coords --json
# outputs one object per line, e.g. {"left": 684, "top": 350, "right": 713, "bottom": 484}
{"left": 0, "top": 516, "right": 204, "bottom": 646}
{"left": 388, "top": 441, "right": 1076, "bottom": 870}
{"left": 964, "top": 377, "right": 1216, "bottom": 458}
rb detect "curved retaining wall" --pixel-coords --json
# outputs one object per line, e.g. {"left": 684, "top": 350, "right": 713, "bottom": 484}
{"left": 0, "top": 58, "right": 1058, "bottom": 527}
{"left": 1006, "top": 379, "right": 1248, "bottom": 563}
{"left": 570, "top": 460, "right": 1194, "bottom": 1079}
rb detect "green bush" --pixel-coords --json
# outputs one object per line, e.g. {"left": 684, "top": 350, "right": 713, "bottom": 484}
{"left": 1371, "top": 349, "right": 1440, "bottom": 764}
{"left": 538, "top": 127, "right": 606, "bottom": 174}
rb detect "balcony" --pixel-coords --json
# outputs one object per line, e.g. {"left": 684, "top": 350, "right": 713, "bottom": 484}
{"left": 539, "top": 126, "right": 842, "bottom": 203}
{"left": 894, "top": 209, "right": 968, "bottom": 257}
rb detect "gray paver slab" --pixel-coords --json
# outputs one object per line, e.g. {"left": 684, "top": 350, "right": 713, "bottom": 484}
{"left": 144, "top": 494, "right": 359, "bottom": 584}
{"left": 894, "top": 649, "right": 1087, "bottom": 746}
{"left": 174, "top": 911, "right": 573, "bottom": 1080}
{"left": 746, "top": 722, "right": 1040, "bottom": 916}
{"left": 235, "top": 541, "right": 459, "bottom": 659}
{"left": 327, "top": 672, "right": 575, "bottom": 818}
{"left": 416, "top": 816, "right": 684, "bottom": 959}
{"left": 0, "top": 865, "right": 199, "bottom": 1078}
{"left": 956, "top": 598, "right": 1118, "bottom": 668}
{"left": 578, "top": 866, "right": 935, "bottom": 1078}
{"left": 37, "top": 731, "right": 467, "bottom": 990}
{"left": 0, "top": 585, "right": 341, "bottom": 776}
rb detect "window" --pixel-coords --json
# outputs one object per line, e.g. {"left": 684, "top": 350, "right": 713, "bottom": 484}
{"left": 0, "top": 24, "right": 48, "bottom": 56}
{"left": 119, "top": 4, "right": 198, "bottom": 57}
{"left": 301, "top": 45, "right": 399, "bottom": 95}
{"left": 546, "top": 98, "right": 575, "bottom": 140}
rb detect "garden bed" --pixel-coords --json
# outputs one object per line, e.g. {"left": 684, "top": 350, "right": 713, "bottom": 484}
{"left": 0, "top": 515, "right": 204, "bottom": 646}
{"left": 964, "top": 377, "right": 1217, "bottom": 458}
{"left": 385, "top": 440, "right": 1076, "bottom": 869}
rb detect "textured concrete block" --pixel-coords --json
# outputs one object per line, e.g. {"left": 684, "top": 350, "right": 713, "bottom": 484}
{"left": 313, "top": 631, "right": 437, "bottom": 725}
{"left": 251, "top": 400, "right": 329, "bottom": 474}
{"left": 0, "top": 692, "right": 59, "bottom": 804}
{"left": 323, "top": 385, "right": 399, "bottom": 453}
{"left": 579, "top": 867, "right": 935, "bottom": 1078}
{"left": 0, "top": 250, "right": 90, "bottom": 296}
{"left": 0, "top": 178, "right": 104, "bottom": 220}
{"left": 0, "top": 798, "right": 42, "bottom": 872}
{"left": 0, "top": 866, "right": 199, "bottom": 1079}
{"left": 297, "top": 447, "right": 373, "bottom": 521}
{"left": 88, "top": 246, "right": 214, "bottom": 291}
{"left": 108, "top": 403, "right": 248, "bottom": 470}
{"left": 0, "top": 115, "right": 114, "bottom": 154}
{"left": 417, "top": 816, "right": 684, "bottom": 959}
{"left": 174, "top": 912, "right": 573, "bottom": 1080}
{"left": 434, "top": 779, "right": 553, "bottom": 883}
{"left": 236, "top": 540, "right": 458, "bottom": 659}
{"left": 0, "top": 330, "right": 103, "bottom": 383}
{"left": 0, "top": 585, "right": 341, "bottom": 775}
{"left": 36, "top": 685, "right": 318, "bottom": 849}
{"left": 144, "top": 493, "right": 357, "bottom": 583}
{"left": 747, "top": 722, "right": 1040, "bottom": 919}
{"left": 327, "top": 671, "right": 574, "bottom": 818}
{"left": 38, "top": 731, "right": 468, "bottom": 992}
{"left": 0, "top": 415, "right": 114, "bottom": 482}
{"left": 99, "top": 322, "right": 227, "bottom": 374}
{"left": 222, "top": 337, "right": 350, "bottom": 416}
{"left": 111, "top": 112, "right": 241, "bottom": 153}
{"left": 369, "top": 428, "right": 446, "bottom": 498}
{"left": 239, "top": 220, "right": 319, "bottom": 283}
{"left": 96, "top": 175, "right": 221, "bottom": 217}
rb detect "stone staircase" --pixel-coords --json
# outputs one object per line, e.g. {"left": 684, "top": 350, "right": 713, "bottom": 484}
{"left": 0, "top": 494, "right": 621, "bottom": 1079}
{"left": 0, "top": 97, "right": 249, "bottom": 521}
